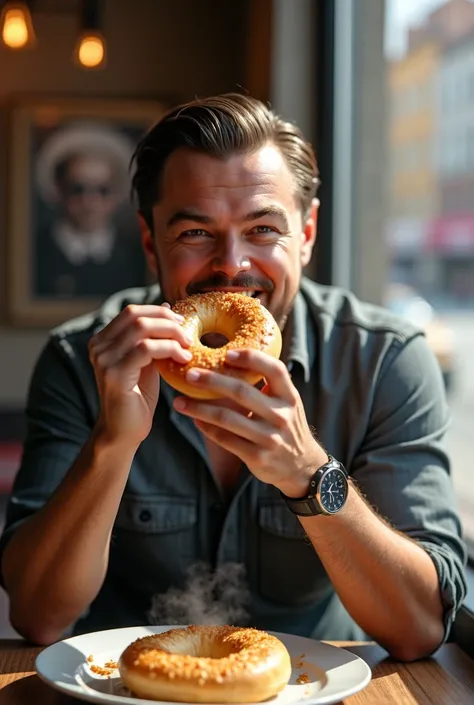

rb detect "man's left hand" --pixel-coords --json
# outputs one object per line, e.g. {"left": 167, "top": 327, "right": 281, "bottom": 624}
{"left": 173, "top": 349, "right": 328, "bottom": 496}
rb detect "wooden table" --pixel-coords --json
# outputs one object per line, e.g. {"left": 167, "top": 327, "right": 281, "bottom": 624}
{"left": 0, "top": 639, "right": 473, "bottom": 704}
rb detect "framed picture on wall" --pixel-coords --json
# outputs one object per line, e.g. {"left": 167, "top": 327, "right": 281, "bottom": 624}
{"left": 5, "top": 97, "right": 165, "bottom": 327}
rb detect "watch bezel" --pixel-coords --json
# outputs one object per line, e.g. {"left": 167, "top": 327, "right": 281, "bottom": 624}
{"left": 312, "top": 465, "right": 349, "bottom": 515}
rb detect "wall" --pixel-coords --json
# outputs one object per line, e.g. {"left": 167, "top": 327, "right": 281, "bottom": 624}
{"left": 270, "top": 0, "right": 318, "bottom": 282}
{"left": 270, "top": 0, "right": 316, "bottom": 141}
{"left": 0, "top": 0, "right": 250, "bottom": 409}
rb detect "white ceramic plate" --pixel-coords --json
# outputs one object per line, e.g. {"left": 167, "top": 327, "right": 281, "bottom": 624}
{"left": 35, "top": 625, "right": 371, "bottom": 705}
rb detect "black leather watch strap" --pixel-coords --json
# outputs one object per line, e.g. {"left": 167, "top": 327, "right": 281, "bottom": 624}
{"left": 281, "top": 493, "right": 326, "bottom": 516}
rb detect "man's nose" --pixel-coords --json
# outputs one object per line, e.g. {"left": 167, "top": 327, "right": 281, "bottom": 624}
{"left": 211, "top": 239, "right": 251, "bottom": 276}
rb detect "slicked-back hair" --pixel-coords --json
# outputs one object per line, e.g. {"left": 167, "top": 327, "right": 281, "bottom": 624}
{"left": 130, "top": 93, "right": 320, "bottom": 231}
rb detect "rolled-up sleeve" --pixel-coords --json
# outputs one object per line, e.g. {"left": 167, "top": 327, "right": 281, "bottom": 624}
{"left": 352, "top": 332, "right": 467, "bottom": 639}
{"left": 0, "top": 337, "right": 93, "bottom": 587}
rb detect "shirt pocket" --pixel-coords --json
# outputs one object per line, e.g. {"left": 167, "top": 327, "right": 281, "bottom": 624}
{"left": 112, "top": 494, "right": 197, "bottom": 593}
{"left": 257, "top": 500, "right": 330, "bottom": 606}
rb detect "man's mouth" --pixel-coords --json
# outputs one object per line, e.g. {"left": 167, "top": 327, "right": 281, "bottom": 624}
{"left": 200, "top": 288, "right": 265, "bottom": 304}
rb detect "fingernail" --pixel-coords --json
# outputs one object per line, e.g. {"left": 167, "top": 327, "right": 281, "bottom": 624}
{"left": 174, "top": 398, "right": 187, "bottom": 410}
{"left": 185, "top": 333, "right": 194, "bottom": 344}
{"left": 186, "top": 369, "right": 201, "bottom": 382}
{"left": 182, "top": 350, "right": 193, "bottom": 361}
{"left": 161, "top": 302, "right": 171, "bottom": 308}
{"left": 226, "top": 350, "right": 239, "bottom": 361}
{"left": 175, "top": 314, "right": 185, "bottom": 322}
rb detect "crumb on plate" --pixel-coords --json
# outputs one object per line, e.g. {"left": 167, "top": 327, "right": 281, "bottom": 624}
{"left": 90, "top": 664, "right": 116, "bottom": 677}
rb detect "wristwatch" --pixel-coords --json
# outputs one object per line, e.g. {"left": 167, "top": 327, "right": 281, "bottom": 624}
{"left": 280, "top": 455, "right": 349, "bottom": 516}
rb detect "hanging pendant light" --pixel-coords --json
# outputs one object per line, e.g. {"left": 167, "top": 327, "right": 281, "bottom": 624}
{"left": 0, "top": 0, "right": 36, "bottom": 50}
{"left": 73, "top": 0, "right": 106, "bottom": 69}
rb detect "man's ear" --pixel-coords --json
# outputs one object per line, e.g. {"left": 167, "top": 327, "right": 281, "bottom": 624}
{"left": 301, "top": 198, "right": 319, "bottom": 267}
{"left": 138, "top": 212, "right": 157, "bottom": 275}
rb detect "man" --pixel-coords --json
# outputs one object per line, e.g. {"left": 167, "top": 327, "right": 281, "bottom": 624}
{"left": 0, "top": 94, "right": 466, "bottom": 659}
{"left": 34, "top": 122, "right": 146, "bottom": 298}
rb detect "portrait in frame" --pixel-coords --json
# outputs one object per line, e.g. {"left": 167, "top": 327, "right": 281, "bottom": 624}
{"left": 6, "top": 97, "right": 165, "bottom": 327}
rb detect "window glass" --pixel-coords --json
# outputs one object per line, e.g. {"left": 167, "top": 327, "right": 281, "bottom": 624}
{"left": 385, "top": 0, "right": 474, "bottom": 549}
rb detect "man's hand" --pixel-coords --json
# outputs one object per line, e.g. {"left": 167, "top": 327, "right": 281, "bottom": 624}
{"left": 89, "top": 303, "right": 193, "bottom": 447}
{"left": 173, "top": 349, "right": 328, "bottom": 496}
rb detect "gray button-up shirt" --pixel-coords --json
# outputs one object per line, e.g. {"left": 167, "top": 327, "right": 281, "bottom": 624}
{"left": 0, "top": 278, "right": 467, "bottom": 641}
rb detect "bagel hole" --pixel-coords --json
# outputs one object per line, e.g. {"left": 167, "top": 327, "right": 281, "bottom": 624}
{"left": 170, "top": 641, "right": 235, "bottom": 659}
{"left": 198, "top": 643, "right": 234, "bottom": 659}
{"left": 200, "top": 332, "right": 229, "bottom": 348}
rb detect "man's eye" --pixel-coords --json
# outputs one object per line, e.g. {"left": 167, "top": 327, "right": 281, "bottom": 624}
{"left": 180, "top": 229, "right": 210, "bottom": 239}
{"left": 251, "top": 225, "right": 278, "bottom": 236}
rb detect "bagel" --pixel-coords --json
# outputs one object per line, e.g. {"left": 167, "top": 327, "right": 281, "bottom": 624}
{"left": 156, "top": 292, "right": 282, "bottom": 399}
{"left": 118, "top": 625, "right": 292, "bottom": 702}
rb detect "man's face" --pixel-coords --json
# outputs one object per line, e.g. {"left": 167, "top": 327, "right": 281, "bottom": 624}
{"left": 59, "top": 154, "right": 120, "bottom": 233}
{"left": 144, "top": 145, "right": 317, "bottom": 327}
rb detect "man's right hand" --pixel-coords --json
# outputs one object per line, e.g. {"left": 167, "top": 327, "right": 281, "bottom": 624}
{"left": 88, "top": 303, "right": 193, "bottom": 446}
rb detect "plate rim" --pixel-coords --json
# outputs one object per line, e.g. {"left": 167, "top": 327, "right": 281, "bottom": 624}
{"left": 35, "top": 625, "right": 372, "bottom": 705}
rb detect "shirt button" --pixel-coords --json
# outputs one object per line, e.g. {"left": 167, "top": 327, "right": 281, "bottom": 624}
{"left": 139, "top": 509, "right": 152, "bottom": 523}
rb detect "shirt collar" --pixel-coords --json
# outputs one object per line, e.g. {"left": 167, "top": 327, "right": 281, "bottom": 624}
{"left": 282, "top": 288, "right": 315, "bottom": 383}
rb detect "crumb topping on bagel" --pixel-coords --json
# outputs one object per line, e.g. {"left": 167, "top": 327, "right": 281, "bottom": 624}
{"left": 118, "top": 625, "right": 292, "bottom": 702}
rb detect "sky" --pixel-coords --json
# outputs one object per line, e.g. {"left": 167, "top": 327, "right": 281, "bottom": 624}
{"left": 385, "top": 0, "right": 452, "bottom": 57}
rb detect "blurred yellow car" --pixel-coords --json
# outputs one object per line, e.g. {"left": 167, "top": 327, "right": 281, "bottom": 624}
{"left": 383, "top": 284, "right": 456, "bottom": 393}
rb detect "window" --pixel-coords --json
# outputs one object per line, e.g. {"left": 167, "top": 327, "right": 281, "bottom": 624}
{"left": 443, "top": 81, "right": 451, "bottom": 110}
{"left": 468, "top": 127, "right": 474, "bottom": 165}
{"left": 387, "top": 2, "right": 474, "bottom": 558}
{"left": 469, "top": 71, "right": 474, "bottom": 100}
{"left": 330, "top": 0, "right": 474, "bottom": 563}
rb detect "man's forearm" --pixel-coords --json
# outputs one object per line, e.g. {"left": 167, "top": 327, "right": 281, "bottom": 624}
{"left": 301, "top": 483, "right": 445, "bottom": 661}
{"left": 2, "top": 426, "right": 138, "bottom": 645}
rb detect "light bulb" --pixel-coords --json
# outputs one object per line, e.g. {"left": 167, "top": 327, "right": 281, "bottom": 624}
{"left": 77, "top": 33, "right": 105, "bottom": 68}
{"left": 2, "top": 8, "right": 30, "bottom": 49}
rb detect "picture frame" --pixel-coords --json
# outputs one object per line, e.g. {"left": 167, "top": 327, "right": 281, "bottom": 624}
{"left": 5, "top": 97, "right": 165, "bottom": 328}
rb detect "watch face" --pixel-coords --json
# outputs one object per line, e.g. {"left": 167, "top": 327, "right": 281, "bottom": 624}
{"left": 319, "top": 468, "right": 348, "bottom": 514}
